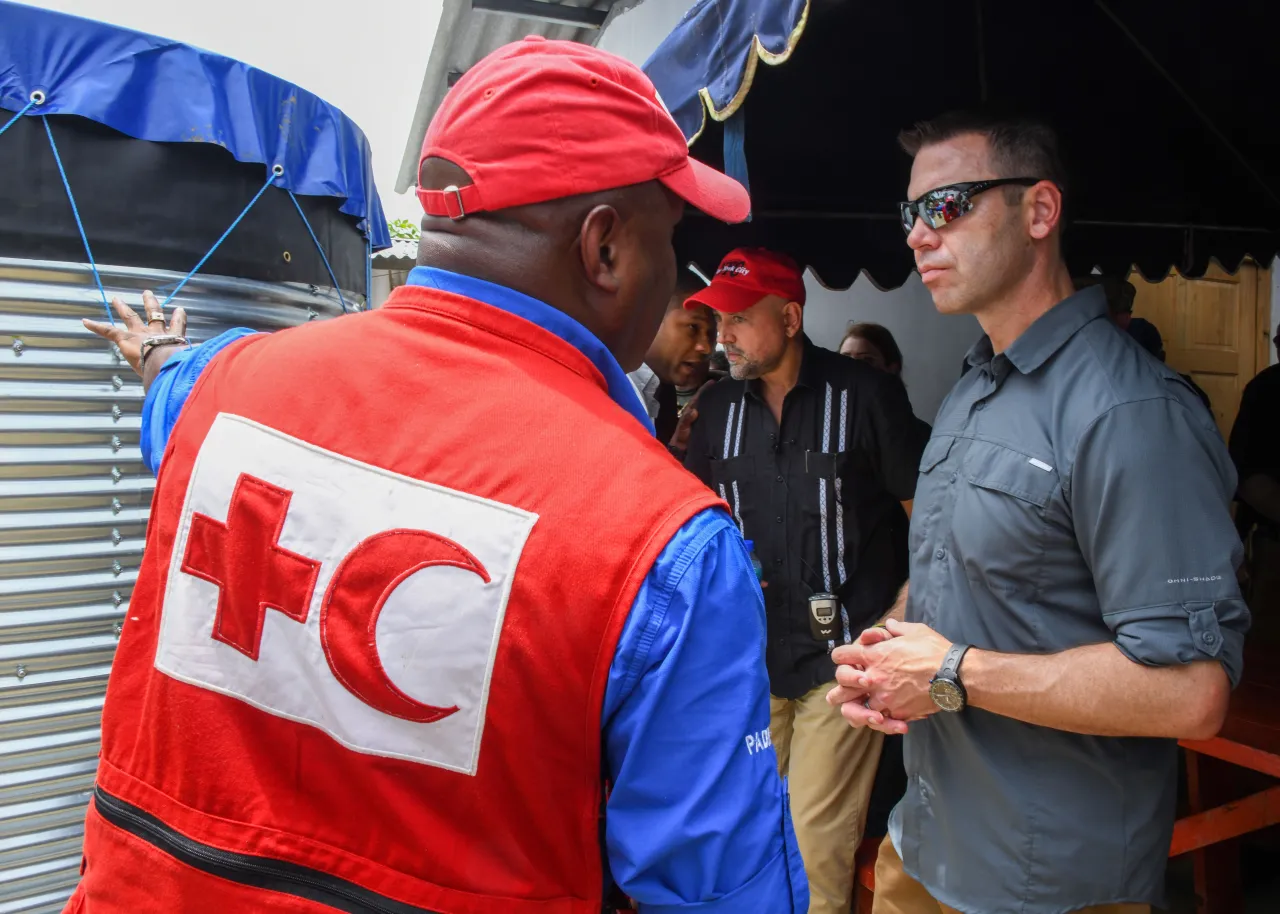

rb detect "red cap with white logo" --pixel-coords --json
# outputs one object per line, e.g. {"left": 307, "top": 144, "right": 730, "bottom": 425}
{"left": 684, "top": 248, "right": 806, "bottom": 314}
{"left": 417, "top": 36, "right": 750, "bottom": 224}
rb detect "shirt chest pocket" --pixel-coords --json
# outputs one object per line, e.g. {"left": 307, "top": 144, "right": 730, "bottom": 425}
{"left": 953, "top": 439, "right": 1061, "bottom": 561}
{"left": 910, "top": 436, "right": 955, "bottom": 553}
{"left": 709, "top": 455, "right": 758, "bottom": 503}
{"left": 803, "top": 449, "right": 871, "bottom": 506}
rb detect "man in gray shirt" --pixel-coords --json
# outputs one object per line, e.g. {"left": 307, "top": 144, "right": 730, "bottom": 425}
{"left": 828, "top": 111, "right": 1249, "bottom": 914}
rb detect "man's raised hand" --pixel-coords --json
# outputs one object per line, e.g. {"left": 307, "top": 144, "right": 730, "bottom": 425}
{"left": 83, "top": 290, "right": 187, "bottom": 376}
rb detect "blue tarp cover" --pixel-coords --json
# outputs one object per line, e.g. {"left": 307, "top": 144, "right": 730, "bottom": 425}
{"left": 0, "top": 0, "right": 390, "bottom": 249}
{"left": 643, "top": 0, "right": 808, "bottom": 144}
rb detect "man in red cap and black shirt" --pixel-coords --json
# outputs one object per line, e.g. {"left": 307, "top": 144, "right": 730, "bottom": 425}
{"left": 73, "top": 39, "right": 806, "bottom": 913}
{"left": 680, "top": 248, "right": 929, "bottom": 914}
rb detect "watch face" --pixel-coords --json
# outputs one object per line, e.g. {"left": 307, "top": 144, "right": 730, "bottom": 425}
{"left": 929, "top": 677, "right": 965, "bottom": 712}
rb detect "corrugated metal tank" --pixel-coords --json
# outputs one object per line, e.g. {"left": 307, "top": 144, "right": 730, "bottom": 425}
{"left": 0, "top": 258, "right": 346, "bottom": 914}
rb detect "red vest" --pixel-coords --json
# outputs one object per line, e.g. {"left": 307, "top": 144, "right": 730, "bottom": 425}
{"left": 68, "top": 285, "right": 723, "bottom": 914}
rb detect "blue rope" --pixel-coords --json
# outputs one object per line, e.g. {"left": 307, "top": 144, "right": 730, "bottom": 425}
{"left": 287, "top": 191, "right": 349, "bottom": 314}
{"left": 365, "top": 234, "right": 373, "bottom": 311}
{"left": 0, "top": 99, "right": 35, "bottom": 139}
{"left": 42, "top": 115, "right": 113, "bottom": 324}
{"left": 162, "top": 169, "right": 278, "bottom": 307}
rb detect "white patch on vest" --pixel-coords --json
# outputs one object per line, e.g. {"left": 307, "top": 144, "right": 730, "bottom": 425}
{"left": 744, "top": 727, "right": 773, "bottom": 756}
{"left": 155, "top": 413, "right": 537, "bottom": 775}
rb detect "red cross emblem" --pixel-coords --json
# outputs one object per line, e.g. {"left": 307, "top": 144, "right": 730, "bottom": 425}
{"left": 182, "top": 474, "right": 320, "bottom": 660}
{"left": 180, "top": 472, "right": 489, "bottom": 723}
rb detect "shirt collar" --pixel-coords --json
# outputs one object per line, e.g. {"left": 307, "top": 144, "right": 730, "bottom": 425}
{"left": 628, "top": 363, "right": 661, "bottom": 421}
{"left": 406, "top": 266, "right": 655, "bottom": 435}
{"left": 966, "top": 286, "right": 1109, "bottom": 376}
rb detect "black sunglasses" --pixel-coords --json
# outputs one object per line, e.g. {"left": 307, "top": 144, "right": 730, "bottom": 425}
{"left": 899, "top": 178, "right": 1045, "bottom": 234}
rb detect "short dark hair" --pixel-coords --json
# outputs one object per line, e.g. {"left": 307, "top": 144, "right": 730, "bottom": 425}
{"left": 898, "top": 110, "right": 1067, "bottom": 197}
{"left": 840, "top": 322, "right": 904, "bottom": 370}
{"left": 1127, "top": 317, "right": 1165, "bottom": 361}
{"left": 1074, "top": 275, "right": 1135, "bottom": 317}
{"left": 676, "top": 268, "right": 707, "bottom": 298}
{"left": 670, "top": 267, "right": 709, "bottom": 311}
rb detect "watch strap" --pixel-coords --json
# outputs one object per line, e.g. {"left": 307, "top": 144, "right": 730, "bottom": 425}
{"left": 139, "top": 335, "right": 191, "bottom": 369}
{"left": 940, "top": 643, "right": 970, "bottom": 681}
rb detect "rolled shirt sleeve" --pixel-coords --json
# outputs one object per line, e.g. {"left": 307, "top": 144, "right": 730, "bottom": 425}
{"left": 602, "top": 508, "right": 807, "bottom": 912}
{"left": 141, "top": 328, "right": 259, "bottom": 474}
{"left": 1069, "top": 396, "right": 1250, "bottom": 685}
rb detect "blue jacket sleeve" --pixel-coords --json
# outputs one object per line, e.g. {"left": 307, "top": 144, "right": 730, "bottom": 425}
{"left": 602, "top": 508, "right": 808, "bottom": 913}
{"left": 140, "top": 329, "right": 259, "bottom": 474}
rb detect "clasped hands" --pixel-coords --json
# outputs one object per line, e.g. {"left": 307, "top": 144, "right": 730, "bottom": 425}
{"left": 825, "top": 619, "right": 953, "bottom": 735}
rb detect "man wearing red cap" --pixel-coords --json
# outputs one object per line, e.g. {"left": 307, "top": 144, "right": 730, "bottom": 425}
{"left": 681, "top": 248, "right": 928, "bottom": 914}
{"left": 73, "top": 39, "right": 806, "bottom": 913}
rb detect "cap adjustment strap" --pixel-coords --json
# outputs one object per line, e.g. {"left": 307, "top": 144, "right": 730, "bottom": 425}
{"left": 419, "top": 183, "right": 483, "bottom": 220}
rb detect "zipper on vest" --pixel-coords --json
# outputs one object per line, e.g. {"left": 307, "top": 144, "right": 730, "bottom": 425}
{"left": 92, "top": 787, "right": 442, "bottom": 914}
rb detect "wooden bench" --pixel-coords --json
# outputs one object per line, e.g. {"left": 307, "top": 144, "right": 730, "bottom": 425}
{"left": 1174, "top": 646, "right": 1280, "bottom": 913}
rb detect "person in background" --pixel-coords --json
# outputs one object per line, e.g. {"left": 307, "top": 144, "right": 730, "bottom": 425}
{"left": 1229, "top": 323, "right": 1280, "bottom": 642}
{"left": 839, "top": 322, "right": 904, "bottom": 376}
{"left": 675, "top": 327, "right": 722, "bottom": 410}
{"left": 1075, "top": 274, "right": 1214, "bottom": 415}
{"left": 830, "top": 109, "right": 1247, "bottom": 914}
{"left": 1075, "top": 274, "right": 1134, "bottom": 330}
{"left": 1126, "top": 316, "right": 1214, "bottom": 415}
{"left": 629, "top": 270, "right": 717, "bottom": 444}
{"left": 683, "top": 248, "right": 930, "bottom": 914}
{"left": 75, "top": 38, "right": 806, "bottom": 913}
{"left": 837, "top": 318, "right": 914, "bottom": 854}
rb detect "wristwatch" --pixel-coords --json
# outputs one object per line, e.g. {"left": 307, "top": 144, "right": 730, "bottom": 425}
{"left": 139, "top": 334, "right": 190, "bottom": 369}
{"left": 929, "top": 643, "right": 970, "bottom": 712}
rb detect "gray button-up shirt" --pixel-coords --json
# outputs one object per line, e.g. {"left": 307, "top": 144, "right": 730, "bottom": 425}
{"left": 890, "top": 286, "right": 1250, "bottom": 914}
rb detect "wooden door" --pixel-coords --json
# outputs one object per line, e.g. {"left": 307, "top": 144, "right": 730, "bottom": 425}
{"left": 1128, "top": 262, "right": 1272, "bottom": 439}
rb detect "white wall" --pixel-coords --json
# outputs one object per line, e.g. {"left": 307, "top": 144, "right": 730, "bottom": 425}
{"left": 597, "top": 0, "right": 699, "bottom": 63}
{"left": 34, "top": 0, "right": 443, "bottom": 225}
{"left": 1271, "top": 257, "right": 1279, "bottom": 367}
{"left": 803, "top": 273, "right": 981, "bottom": 423}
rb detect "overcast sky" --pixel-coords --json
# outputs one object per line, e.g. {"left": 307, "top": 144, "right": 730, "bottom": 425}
{"left": 34, "top": 0, "right": 443, "bottom": 225}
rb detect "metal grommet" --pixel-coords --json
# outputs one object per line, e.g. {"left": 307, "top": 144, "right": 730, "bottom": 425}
{"left": 271, "top": 164, "right": 284, "bottom": 177}
{"left": 29, "top": 90, "right": 46, "bottom": 105}
{"left": 282, "top": 251, "right": 292, "bottom": 263}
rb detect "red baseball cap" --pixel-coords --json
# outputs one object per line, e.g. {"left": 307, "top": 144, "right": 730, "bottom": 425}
{"left": 417, "top": 37, "right": 750, "bottom": 223}
{"left": 685, "top": 248, "right": 806, "bottom": 314}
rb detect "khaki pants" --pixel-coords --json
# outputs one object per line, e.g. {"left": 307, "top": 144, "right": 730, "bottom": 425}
{"left": 871, "top": 836, "right": 1150, "bottom": 914}
{"left": 771, "top": 682, "right": 883, "bottom": 914}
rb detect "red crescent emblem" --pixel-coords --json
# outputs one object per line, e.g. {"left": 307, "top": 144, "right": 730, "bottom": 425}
{"left": 319, "top": 528, "right": 491, "bottom": 723}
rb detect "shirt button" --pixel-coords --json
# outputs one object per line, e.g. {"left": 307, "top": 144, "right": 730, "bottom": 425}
{"left": 949, "top": 472, "right": 958, "bottom": 483}
{"left": 1202, "top": 632, "right": 1218, "bottom": 646}
{"left": 934, "top": 549, "right": 946, "bottom": 560}
{"left": 776, "top": 516, "right": 784, "bottom": 524}
{"left": 776, "top": 475, "right": 784, "bottom": 483}
{"left": 774, "top": 557, "right": 783, "bottom": 566}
